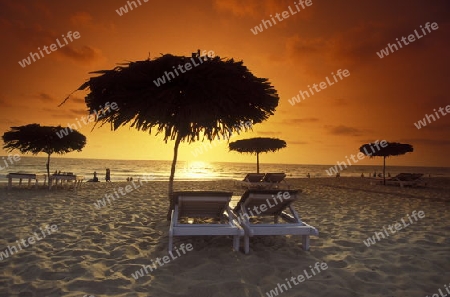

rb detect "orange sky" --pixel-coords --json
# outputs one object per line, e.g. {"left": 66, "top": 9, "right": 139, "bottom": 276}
{"left": 0, "top": 0, "right": 449, "bottom": 167}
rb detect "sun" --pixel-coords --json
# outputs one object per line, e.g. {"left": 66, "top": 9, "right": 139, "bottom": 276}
{"left": 179, "top": 161, "right": 216, "bottom": 179}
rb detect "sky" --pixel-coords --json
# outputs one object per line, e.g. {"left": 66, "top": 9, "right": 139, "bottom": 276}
{"left": 0, "top": 0, "right": 449, "bottom": 167}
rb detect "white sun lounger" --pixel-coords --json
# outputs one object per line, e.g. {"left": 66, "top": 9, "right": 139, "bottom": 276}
{"left": 169, "top": 191, "right": 244, "bottom": 252}
{"left": 233, "top": 189, "right": 318, "bottom": 254}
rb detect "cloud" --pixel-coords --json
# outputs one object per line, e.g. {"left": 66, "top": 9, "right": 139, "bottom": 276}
{"left": 51, "top": 114, "right": 76, "bottom": 120}
{"left": 214, "top": 0, "right": 268, "bottom": 18}
{"left": 289, "top": 140, "right": 308, "bottom": 145}
{"left": 69, "top": 108, "right": 88, "bottom": 115}
{"left": 325, "top": 125, "right": 366, "bottom": 136}
{"left": 0, "top": 9, "right": 105, "bottom": 66}
{"left": 400, "top": 138, "right": 450, "bottom": 146}
{"left": 71, "top": 97, "right": 85, "bottom": 104}
{"left": 70, "top": 98, "right": 86, "bottom": 105}
{"left": 257, "top": 131, "right": 282, "bottom": 136}
{"left": 286, "top": 22, "right": 387, "bottom": 68}
{"left": 70, "top": 12, "right": 93, "bottom": 27}
{"left": 0, "top": 118, "right": 21, "bottom": 125}
{"left": 0, "top": 97, "right": 12, "bottom": 107}
{"left": 37, "top": 93, "right": 54, "bottom": 102}
{"left": 417, "top": 121, "right": 450, "bottom": 132}
{"left": 58, "top": 45, "right": 105, "bottom": 65}
{"left": 214, "top": 0, "right": 313, "bottom": 19}
{"left": 286, "top": 18, "right": 448, "bottom": 68}
{"left": 285, "top": 118, "right": 319, "bottom": 124}
{"left": 332, "top": 98, "right": 348, "bottom": 106}
{"left": 32, "top": 1, "right": 52, "bottom": 18}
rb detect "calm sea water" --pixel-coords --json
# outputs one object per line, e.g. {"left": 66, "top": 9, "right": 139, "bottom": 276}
{"left": 0, "top": 157, "right": 450, "bottom": 182}
{"left": 0, "top": 157, "right": 449, "bottom": 183}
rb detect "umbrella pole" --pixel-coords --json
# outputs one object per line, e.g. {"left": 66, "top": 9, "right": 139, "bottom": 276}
{"left": 383, "top": 156, "right": 386, "bottom": 185}
{"left": 46, "top": 153, "right": 51, "bottom": 189}
{"left": 256, "top": 152, "right": 259, "bottom": 174}
{"left": 167, "top": 135, "right": 182, "bottom": 220}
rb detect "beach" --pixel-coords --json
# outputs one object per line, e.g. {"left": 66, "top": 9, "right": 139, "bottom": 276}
{"left": 0, "top": 177, "right": 449, "bottom": 297}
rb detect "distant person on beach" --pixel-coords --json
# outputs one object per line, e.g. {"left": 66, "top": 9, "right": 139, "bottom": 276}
{"left": 336, "top": 172, "right": 340, "bottom": 178}
{"left": 306, "top": 173, "right": 310, "bottom": 178}
{"left": 87, "top": 171, "right": 99, "bottom": 182}
{"left": 105, "top": 168, "right": 111, "bottom": 182}
{"left": 388, "top": 172, "right": 391, "bottom": 177}
{"left": 361, "top": 173, "right": 364, "bottom": 178}
{"left": 373, "top": 172, "right": 376, "bottom": 177}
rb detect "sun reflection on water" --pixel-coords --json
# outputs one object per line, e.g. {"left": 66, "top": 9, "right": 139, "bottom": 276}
{"left": 179, "top": 161, "right": 217, "bottom": 180}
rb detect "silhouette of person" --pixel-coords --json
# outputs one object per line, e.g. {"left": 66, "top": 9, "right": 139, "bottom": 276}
{"left": 93, "top": 171, "right": 99, "bottom": 182}
{"left": 306, "top": 173, "right": 310, "bottom": 178}
{"left": 105, "top": 168, "right": 111, "bottom": 182}
{"left": 361, "top": 173, "right": 365, "bottom": 178}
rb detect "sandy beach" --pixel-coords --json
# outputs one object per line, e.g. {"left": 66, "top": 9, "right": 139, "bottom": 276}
{"left": 0, "top": 177, "right": 449, "bottom": 297}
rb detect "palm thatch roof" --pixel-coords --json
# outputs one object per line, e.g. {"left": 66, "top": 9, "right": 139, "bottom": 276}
{"left": 229, "top": 137, "right": 286, "bottom": 173}
{"left": 2, "top": 124, "right": 86, "bottom": 184}
{"left": 61, "top": 51, "right": 280, "bottom": 218}
{"left": 360, "top": 141, "right": 414, "bottom": 184}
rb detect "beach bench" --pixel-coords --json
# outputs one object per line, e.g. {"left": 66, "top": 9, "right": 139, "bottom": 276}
{"left": 49, "top": 174, "right": 84, "bottom": 190}
{"left": 6, "top": 173, "right": 47, "bottom": 190}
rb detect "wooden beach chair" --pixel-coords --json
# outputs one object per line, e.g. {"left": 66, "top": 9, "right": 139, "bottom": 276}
{"left": 233, "top": 189, "right": 318, "bottom": 254}
{"left": 169, "top": 191, "right": 243, "bottom": 252}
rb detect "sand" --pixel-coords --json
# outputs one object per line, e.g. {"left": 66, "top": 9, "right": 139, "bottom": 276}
{"left": 0, "top": 177, "right": 449, "bottom": 297}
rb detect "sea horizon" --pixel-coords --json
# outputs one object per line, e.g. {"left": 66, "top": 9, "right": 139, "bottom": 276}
{"left": 1, "top": 156, "right": 449, "bottom": 182}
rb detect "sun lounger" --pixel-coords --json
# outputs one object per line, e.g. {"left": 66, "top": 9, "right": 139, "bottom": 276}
{"left": 169, "top": 191, "right": 244, "bottom": 252}
{"left": 6, "top": 173, "right": 47, "bottom": 190}
{"left": 260, "top": 173, "right": 290, "bottom": 189}
{"left": 235, "top": 173, "right": 265, "bottom": 188}
{"left": 233, "top": 189, "right": 319, "bottom": 254}
{"left": 385, "top": 173, "right": 427, "bottom": 187}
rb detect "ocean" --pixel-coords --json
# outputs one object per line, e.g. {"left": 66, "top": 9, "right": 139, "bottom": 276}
{"left": 0, "top": 157, "right": 449, "bottom": 183}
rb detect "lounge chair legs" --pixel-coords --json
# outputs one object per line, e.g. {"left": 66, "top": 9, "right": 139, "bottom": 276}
{"left": 168, "top": 236, "right": 173, "bottom": 252}
{"left": 244, "top": 235, "right": 250, "bottom": 254}
{"left": 233, "top": 236, "right": 240, "bottom": 251}
{"left": 302, "top": 235, "right": 310, "bottom": 251}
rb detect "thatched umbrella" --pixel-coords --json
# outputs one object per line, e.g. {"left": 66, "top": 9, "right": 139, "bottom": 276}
{"left": 60, "top": 51, "right": 279, "bottom": 218}
{"left": 229, "top": 137, "right": 286, "bottom": 173}
{"left": 2, "top": 124, "right": 86, "bottom": 186}
{"left": 359, "top": 141, "right": 413, "bottom": 185}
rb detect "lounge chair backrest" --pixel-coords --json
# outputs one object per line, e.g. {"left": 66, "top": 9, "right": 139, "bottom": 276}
{"left": 412, "top": 173, "right": 424, "bottom": 180}
{"left": 262, "top": 173, "right": 286, "bottom": 183}
{"left": 173, "top": 191, "right": 232, "bottom": 219}
{"left": 235, "top": 189, "right": 300, "bottom": 216}
{"left": 244, "top": 173, "right": 265, "bottom": 182}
